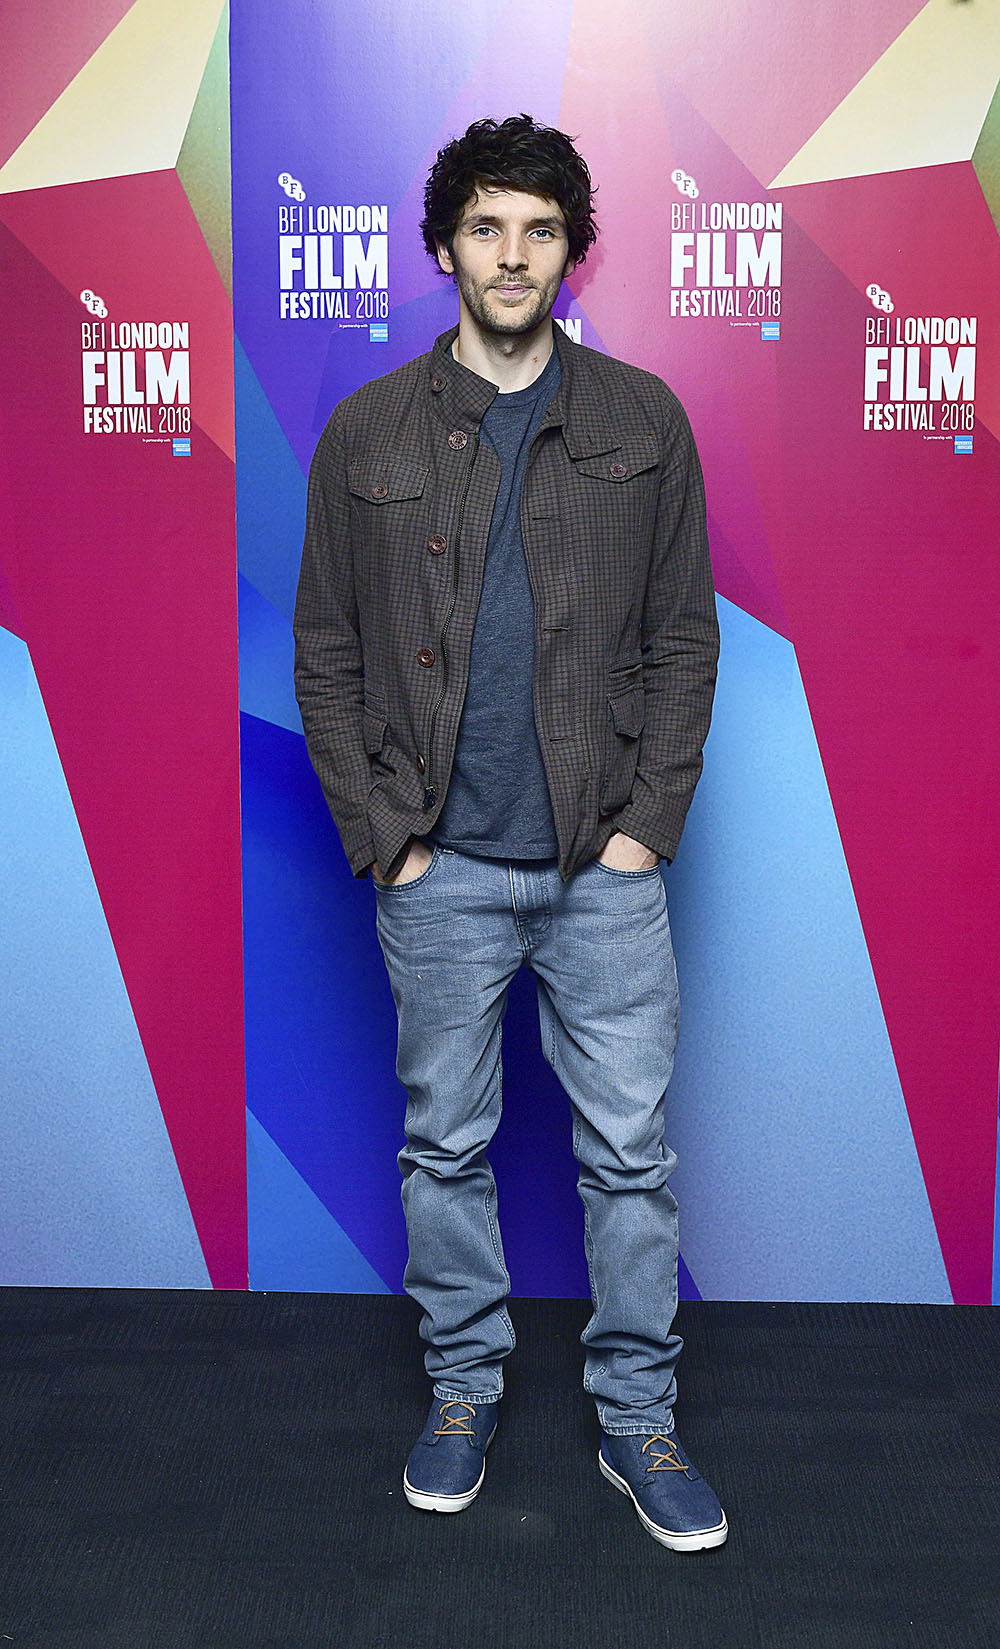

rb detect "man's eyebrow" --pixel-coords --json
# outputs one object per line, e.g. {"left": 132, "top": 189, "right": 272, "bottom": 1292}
{"left": 462, "top": 212, "right": 564, "bottom": 229}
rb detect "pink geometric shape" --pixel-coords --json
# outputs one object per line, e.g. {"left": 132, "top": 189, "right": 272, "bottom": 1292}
{"left": 0, "top": 549, "right": 23, "bottom": 639}
{"left": 560, "top": 59, "right": 791, "bottom": 636}
{"left": 0, "top": 0, "right": 136, "bottom": 169}
{"left": 0, "top": 171, "right": 235, "bottom": 462}
{"left": 776, "top": 162, "right": 1000, "bottom": 446}
{"left": 767, "top": 229, "right": 1000, "bottom": 1304}
{"left": 0, "top": 219, "right": 246, "bottom": 1289}
{"left": 705, "top": 511, "right": 789, "bottom": 643}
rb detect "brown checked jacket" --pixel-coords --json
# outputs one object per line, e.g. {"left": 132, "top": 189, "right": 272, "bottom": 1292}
{"left": 294, "top": 325, "right": 719, "bottom": 881}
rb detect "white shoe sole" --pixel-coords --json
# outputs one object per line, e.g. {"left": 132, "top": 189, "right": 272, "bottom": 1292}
{"left": 598, "top": 1448, "right": 729, "bottom": 1551}
{"left": 403, "top": 1423, "right": 496, "bottom": 1513}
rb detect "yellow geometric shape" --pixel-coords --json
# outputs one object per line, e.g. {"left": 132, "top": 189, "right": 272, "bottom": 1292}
{"left": 0, "top": 0, "right": 226, "bottom": 197}
{"left": 177, "top": 2, "right": 233, "bottom": 299}
{"left": 770, "top": 0, "right": 1000, "bottom": 189}
{"left": 972, "top": 75, "right": 1000, "bottom": 238}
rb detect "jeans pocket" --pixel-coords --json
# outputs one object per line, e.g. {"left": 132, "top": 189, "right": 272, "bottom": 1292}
{"left": 592, "top": 858, "right": 661, "bottom": 880}
{"left": 374, "top": 844, "right": 441, "bottom": 894}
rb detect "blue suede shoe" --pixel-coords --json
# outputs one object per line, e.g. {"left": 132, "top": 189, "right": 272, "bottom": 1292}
{"left": 599, "top": 1431, "right": 728, "bottom": 1551}
{"left": 403, "top": 1397, "right": 499, "bottom": 1512}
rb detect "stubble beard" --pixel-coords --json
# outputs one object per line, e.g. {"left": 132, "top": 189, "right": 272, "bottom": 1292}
{"left": 457, "top": 270, "right": 561, "bottom": 339}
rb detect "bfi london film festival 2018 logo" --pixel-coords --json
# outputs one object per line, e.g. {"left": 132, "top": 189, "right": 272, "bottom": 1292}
{"left": 863, "top": 284, "right": 976, "bottom": 454}
{"left": 79, "top": 290, "right": 192, "bottom": 454}
{"left": 668, "top": 168, "right": 783, "bottom": 340}
{"left": 276, "top": 171, "right": 390, "bottom": 340}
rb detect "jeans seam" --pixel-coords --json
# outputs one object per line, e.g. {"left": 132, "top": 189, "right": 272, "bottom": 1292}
{"left": 509, "top": 861, "right": 531, "bottom": 957}
{"left": 600, "top": 1418, "right": 675, "bottom": 1436}
{"left": 580, "top": 1198, "right": 605, "bottom": 1393}
{"left": 433, "top": 1384, "right": 503, "bottom": 1402}
{"left": 483, "top": 1019, "right": 509, "bottom": 1286}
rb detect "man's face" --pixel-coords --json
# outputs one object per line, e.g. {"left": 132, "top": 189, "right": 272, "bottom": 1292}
{"left": 436, "top": 187, "right": 572, "bottom": 339}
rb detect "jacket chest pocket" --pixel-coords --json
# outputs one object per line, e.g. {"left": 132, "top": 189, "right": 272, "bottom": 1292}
{"left": 565, "top": 442, "right": 660, "bottom": 581}
{"left": 571, "top": 442, "right": 658, "bottom": 500}
{"left": 348, "top": 457, "right": 429, "bottom": 574}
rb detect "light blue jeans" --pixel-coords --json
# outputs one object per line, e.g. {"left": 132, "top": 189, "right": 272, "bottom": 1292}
{"left": 375, "top": 845, "right": 682, "bottom": 1435}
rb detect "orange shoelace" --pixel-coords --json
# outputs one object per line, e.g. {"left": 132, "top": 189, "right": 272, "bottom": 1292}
{"left": 641, "top": 1436, "right": 687, "bottom": 1472}
{"left": 434, "top": 1402, "right": 477, "bottom": 1437}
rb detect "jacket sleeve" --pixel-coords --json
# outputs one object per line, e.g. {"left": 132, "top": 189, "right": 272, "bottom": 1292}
{"left": 293, "top": 410, "right": 377, "bottom": 876}
{"left": 609, "top": 397, "right": 719, "bottom": 862}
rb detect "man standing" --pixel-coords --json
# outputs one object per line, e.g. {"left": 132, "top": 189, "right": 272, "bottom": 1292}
{"left": 294, "top": 115, "right": 725, "bottom": 1550}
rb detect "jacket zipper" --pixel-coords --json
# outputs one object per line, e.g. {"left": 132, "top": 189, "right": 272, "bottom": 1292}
{"left": 519, "top": 426, "right": 562, "bottom": 840}
{"left": 424, "top": 436, "right": 478, "bottom": 809}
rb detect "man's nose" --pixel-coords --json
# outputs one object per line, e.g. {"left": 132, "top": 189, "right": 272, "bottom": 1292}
{"left": 498, "top": 237, "right": 528, "bottom": 269}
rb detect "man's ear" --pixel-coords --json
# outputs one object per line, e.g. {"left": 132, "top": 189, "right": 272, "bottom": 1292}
{"left": 436, "top": 240, "right": 455, "bottom": 277}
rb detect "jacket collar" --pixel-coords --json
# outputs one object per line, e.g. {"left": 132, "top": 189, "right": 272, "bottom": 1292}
{"left": 427, "top": 329, "right": 497, "bottom": 430}
{"left": 427, "top": 326, "right": 621, "bottom": 460}
{"left": 547, "top": 324, "right": 622, "bottom": 459}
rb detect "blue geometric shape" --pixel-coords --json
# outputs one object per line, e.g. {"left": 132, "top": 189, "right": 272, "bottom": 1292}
{"left": 665, "top": 597, "right": 952, "bottom": 1303}
{"left": 247, "top": 1109, "right": 389, "bottom": 1291}
{"left": 678, "top": 1254, "right": 702, "bottom": 1302}
{"left": 0, "top": 626, "right": 209, "bottom": 1286}
{"left": 234, "top": 336, "right": 307, "bottom": 620}
{"left": 238, "top": 571, "right": 300, "bottom": 732}
{"left": 240, "top": 709, "right": 407, "bottom": 1290}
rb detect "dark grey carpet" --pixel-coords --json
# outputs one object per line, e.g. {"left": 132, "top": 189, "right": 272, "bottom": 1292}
{"left": 1, "top": 1290, "right": 998, "bottom": 1648}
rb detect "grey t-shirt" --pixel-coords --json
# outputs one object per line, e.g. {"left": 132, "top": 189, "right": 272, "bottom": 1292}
{"left": 433, "top": 349, "right": 561, "bottom": 859}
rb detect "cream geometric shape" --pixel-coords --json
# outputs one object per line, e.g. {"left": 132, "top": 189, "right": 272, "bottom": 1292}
{"left": 0, "top": 0, "right": 226, "bottom": 197}
{"left": 770, "top": 0, "right": 1000, "bottom": 189}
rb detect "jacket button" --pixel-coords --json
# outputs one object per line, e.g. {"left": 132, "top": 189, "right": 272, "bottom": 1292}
{"left": 371, "top": 479, "right": 389, "bottom": 498}
{"left": 417, "top": 647, "right": 435, "bottom": 667}
{"left": 448, "top": 429, "right": 468, "bottom": 450}
{"left": 415, "top": 753, "right": 426, "bottom": 773}
{"left": 609, "top": 461, "right": 629, "bottom": 479}
{"left": 427, "top": 534, "right": 447, "bottom": 555}
{"left": 431, "top": 375, "right": 446, "bottom": 392}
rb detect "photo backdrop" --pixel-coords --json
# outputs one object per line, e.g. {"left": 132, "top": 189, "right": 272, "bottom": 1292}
{"left": 3, "top": 0, "right": 1000, "bottom": 1306}
{"left": 1, "top": 0, "right": 244, "bottom": 1288}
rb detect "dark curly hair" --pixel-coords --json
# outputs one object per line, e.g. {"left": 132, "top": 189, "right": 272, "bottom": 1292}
{"left": 421, "top": 114, "right": 598, "bottom": 269}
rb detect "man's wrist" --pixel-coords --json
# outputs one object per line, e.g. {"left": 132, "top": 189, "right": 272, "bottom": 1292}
{"left": 597, "top": 831, "right": 659, "bottom": 871}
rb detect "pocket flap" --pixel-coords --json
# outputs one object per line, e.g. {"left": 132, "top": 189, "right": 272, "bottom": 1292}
{"left": 609, "top": 688, "right": 645, "bottom": 739}
{"left": 349, "top": 458, "right": 429, "bottom": 504}
{"left": 574, "top": 441, "right": 659, "bottom": 484}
